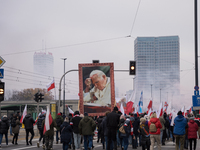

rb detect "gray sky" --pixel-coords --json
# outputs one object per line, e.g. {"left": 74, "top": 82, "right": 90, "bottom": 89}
{"left": 0, "top": 0, "right": 199, "bottom": 109}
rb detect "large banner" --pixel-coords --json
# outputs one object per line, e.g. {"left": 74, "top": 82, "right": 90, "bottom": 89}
{"left": 79, "top": 63, "right": 115, "bottom": 116}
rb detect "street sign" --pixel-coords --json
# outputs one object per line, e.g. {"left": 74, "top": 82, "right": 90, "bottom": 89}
{"left": 192, "top": 95, "right": 200, "bottom": 110}
{"left": 194, "top": 86, "right": 199, "bottom": 91}
{"left": 0, "top": 56, "right": 6, "bottom": 67}
{"left": 194, "top": 90, "right": 199, "bottom": 95}
{"left": 0, "top": 69, "right": 4, "bottom": 79}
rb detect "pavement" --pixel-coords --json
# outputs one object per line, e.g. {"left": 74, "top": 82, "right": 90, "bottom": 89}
{"left": 1, "top": 130, "right": 200, "bottom": 150}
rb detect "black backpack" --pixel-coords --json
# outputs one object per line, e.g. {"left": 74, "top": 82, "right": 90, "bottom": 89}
{"left": 11, "top": 119, "right": 17, "bottom": 128}
{"left": 56, "top": 117, "right": 62, "bottom": 127}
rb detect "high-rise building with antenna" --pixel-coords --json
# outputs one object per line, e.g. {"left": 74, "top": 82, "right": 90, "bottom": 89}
{"left": 33, "top": 52, "right": 54, "bottom": 86}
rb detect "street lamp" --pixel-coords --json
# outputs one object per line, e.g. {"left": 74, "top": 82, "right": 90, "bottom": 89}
{"left": 61, "top": 58, "right": 67, "bottom": 115}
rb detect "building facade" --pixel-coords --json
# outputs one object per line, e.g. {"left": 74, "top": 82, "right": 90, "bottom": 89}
{"left": 134, "top": 36, "right": 180, "bottom": 105}
{"left": 33, "top": 52, "right": 54, "bottom": 87}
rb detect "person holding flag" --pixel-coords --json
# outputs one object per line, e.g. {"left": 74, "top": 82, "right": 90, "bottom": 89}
{"left": 42, "top": 106, "right": 57, "bottom": 150}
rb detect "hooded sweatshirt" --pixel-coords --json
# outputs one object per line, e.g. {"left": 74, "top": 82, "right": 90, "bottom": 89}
{"left": 0, "top": 117, "right": 9, "bottom": 134}
{"left": 78, "top": 116, "right": 96, "bottom": 135}
{"left": 23, "top": 114, "right": 35, "bottom": 129}
{"left": 173, "top": 115, "right": 187, "bottom": 135}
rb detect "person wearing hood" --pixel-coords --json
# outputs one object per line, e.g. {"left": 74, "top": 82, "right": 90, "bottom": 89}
{"left": 78, "top": 112, "right": 96, "bottom": 150}
{"left": 12, "top": 114, "right": 22, "bottom": 145}
{"left": 0, "top": 115, "right": 9, "bottom": 147}
{"left": 23, "top": 113, "right": 35, "bottom": 146}
{"left": 55, "top": 112, "right": 64, "bottom": 144}
{"left": 60, "top": 117, "right": 73, "bottom": 150}
{"left": 148, "top": 112, "right": 162, "bottom": 150}
{"left": 139, "top": 117, "right": 150, "bottom": 150}
{"left": 173, "top": 111, "right": 187, "bottom": 150}
{"left": 133, "top": 113, "right": 140, "bottom": 149}
{"left": 70, "top": 111, "right": 82, "bottom": 150}
{"left": 187, "top": 117, "right": 198, "bottom": 150}
{"left": 37, "top": 111, "right": 46, "bottom": 148}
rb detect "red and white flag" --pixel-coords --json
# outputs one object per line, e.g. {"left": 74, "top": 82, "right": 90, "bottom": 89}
{"left": 181, "top": 106, "right": 185, "bottom": 116}
{"left": 147, "top": 100, "right": 153, "bottom": 114}
{"left": 43, "top": 106, "right": 53, "bottom": 134}
{"left": 157, "top": 102, "right": 163, "bottom": 118}
{"left": 147, "top": 108, "right": 153, "bottom": 116}
{"left": 46, "top": 79, "right": 55, "bottom": 91}
{"left": 20, "top": 104, "right": 27, "bottom": 123}
{"left": 126, "top": 101, "right": 134, "bottom": 115}
{"left": 120, "top": 102, "right": 125, "bottom": 115}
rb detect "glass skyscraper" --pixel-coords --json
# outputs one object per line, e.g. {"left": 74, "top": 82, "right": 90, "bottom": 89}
{"left": 134, "top": 36, "right": 180, "bottom": 104}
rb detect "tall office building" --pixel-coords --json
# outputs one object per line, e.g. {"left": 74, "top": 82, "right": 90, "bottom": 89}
{"left": 134, "top": 36, "right": 180, "bottom": 105}
{"left": 33, "top": 52, "right": 54, "bottom": 87}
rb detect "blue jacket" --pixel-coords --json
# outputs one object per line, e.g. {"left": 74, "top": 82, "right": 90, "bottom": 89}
{"left": 60, "top": 122, "right": 72, "bottom": 144}
{"left": 173, "top": 115, "right": 187, "bottom": 135}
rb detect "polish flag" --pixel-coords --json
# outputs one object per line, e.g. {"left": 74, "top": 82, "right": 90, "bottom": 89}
{"left": 33, "top": 113, "right": 41, "bottom": 126}
{"left": 147, "top": 100, "right": 152, "bottom": 114}
{"left": 157, "top": 102, "right": 163, "bottom": 118}
{"left": 120, "top": 102, "right": 125, "bottom": 115}
{"left": 46, "top": 79, "right": 55, "bottom": 91}
{"left": 126, "top": 101, "right": 134, "bottom": 115}
{"left": 20, "top": 104, "right": 27, "bottom": 123}
{"left": 134, "top": 104, "right": 140, "bottom": 117}
{"left": 43, "top": 106, "right": 53, "bottom": 134}
{"left": 66, "top": 105, "right": 74, "bottom": 117}
{"left": 181, "top": 106, "right": 185, "bottom": 116}
{"left": 147, "top": 108, "right": 153, "bottom": 116}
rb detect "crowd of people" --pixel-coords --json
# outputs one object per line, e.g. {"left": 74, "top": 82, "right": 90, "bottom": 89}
{"left": 0, "top": 107, "right": 200, "bottom": 150}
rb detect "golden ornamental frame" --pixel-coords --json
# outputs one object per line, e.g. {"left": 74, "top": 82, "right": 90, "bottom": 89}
{"left": 78, "top": 62, "right": 115, "bottom": 116}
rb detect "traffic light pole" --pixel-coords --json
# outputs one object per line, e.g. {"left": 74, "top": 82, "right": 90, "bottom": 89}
{"left": 0, "top": 101, "right": 1, "bottom": 118}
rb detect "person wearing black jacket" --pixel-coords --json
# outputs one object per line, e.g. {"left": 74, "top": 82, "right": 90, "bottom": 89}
{"left": 139, "top": 118, "right": 150, "bottom": 150}
{"left": 70, "top": 111, "right": 82, "bottom": 150}
{"left": 106, "top": 106, "right": 120, "bottom": 150}
{"left": 37, "top": 113, "right": 46, "bottom": 148}
{"left": 23, "top": 113, "right": 35, "bottom": 146}
{"left": 61, "top": 117, "right": 73, "bottom": 150}
{"left": 0, "top": 115, "right": 9, "bottom": 147}
{"left": 133, "top": 113, "right": 140, "bottom": 148}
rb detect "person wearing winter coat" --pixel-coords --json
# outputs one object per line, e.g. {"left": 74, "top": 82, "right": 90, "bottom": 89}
{"left": 159, "top": 114, "right": 166, "bottom": 145}
{"left": 60, "top": 117, "right": 73, "bottom": 150}
{"left": 120, "top": 117, "right": 135, "bottom": 150}
{"left": 173, "top": 111, "right": 187, "bottom": 150}
{"left": 106, "top": 106, "right": 120, "bottom": 150}
{"left": 118, "top": 115, "right": 125, "bottom": 150}
{"left": 70, "top": 111, "right": 82, "bottom": 150}
{"left": 78, "top": 112, "right": 96, "bottom": 150}
{"left": 102, "top": 111, "right": 112, "bottom": 150}
{"left": 54, "top": 113, "right": 64, "bottom": 144}
{"left": 42, "top": 116, "right": 57, "bottom": 150}
{"left": 139, "top": 117, "right": 150, "bottom": 150}
{"left": 187, "top": 117, "right": 198, "bottom": 150}
{"left": 0, "top": 115, "right": 9, "bottom": 147}
{"left": 148, "top": 112, "right": 162, "bottom": 150}
{"left": 12, "top": 114, "right": 22, "bottom": 145}
{"left": 133, "top": 113, "right": 140, "bottom": 148}
{"left": 23, "top": 113, "right": 35, "bottom": 146}
{"left": 37, "top": 112, "right": 46, "bottom": 148}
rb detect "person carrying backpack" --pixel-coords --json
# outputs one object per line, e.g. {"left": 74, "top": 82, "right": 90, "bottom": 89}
{"left": 60, "top": 117, "right": 73, "bottom": 150}
{"left": 139, "top": 117, "right": 150, "bottom": 150}
{"left": 148, "top": 112, "right": 162, "bottom": 150}
{"left": 37, "top": 111, "right": 46, "bottom": 148}
{"left": 54, "top": 113, "right": 64, "bottom": 144}
{"left": 12, "top": 114, "right": 22, "bottom": 145}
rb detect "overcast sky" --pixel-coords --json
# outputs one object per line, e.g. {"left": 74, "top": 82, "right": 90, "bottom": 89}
{"left": 0, "top": 0, "right": 199, "bottom": 109}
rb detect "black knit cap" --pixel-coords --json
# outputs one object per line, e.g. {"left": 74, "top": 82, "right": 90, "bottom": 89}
{"left": 177, "top": 111, "right": 182, "bottom": 115}
{"left": 113, "top": 106, "right": 118, "bottom": 111}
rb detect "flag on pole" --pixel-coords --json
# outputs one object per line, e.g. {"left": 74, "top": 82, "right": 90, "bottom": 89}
{"left": 181, "top": 106, "right": 185, "bottom": 116}
{"left": 120, "top": 103, "right": 125, "bottom": 115}
{"left": 20, "top": 104, "right": 27, "bottom": 123}
{"left": 43, "top": 106, "right": 53, "bottom": 134}
{"left": 147, "top": 100, "right": 152, "bottom": 114}
{"left": 157, "top": 102, "right": 163, "bottom": 118}
{"left": 126, "top": 101, "right": 134, "bottom": 115}
{"left": 166, "top": 101, "right": 171, "bottom": 115}
{"left": 46, "top": 78, "right": 55, "bottom": 91}
{"left": 147, "top": 108, "right": 153, "bottom": 116}
{"left": 139, "top": 91, "right": 143, "bottom": 113}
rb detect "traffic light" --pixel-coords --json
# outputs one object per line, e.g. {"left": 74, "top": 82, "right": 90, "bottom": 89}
{"left": 39, "top": 93, "right": 44, "bottom": 102}
{"left": 0, "top": 81, "right": 5, "bottom": 101}
{"left": 129, "top": 61, "right": 136, "bottom": 75}
{"left": 34, "top": 92, "right": 39, "bottom": 102}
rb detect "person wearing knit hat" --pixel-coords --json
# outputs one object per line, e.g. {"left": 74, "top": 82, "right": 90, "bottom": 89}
{"left": 54, "top": 112, "right": 64, "bottom": 144}
{"left": 139, "top": 117, "right": 150, "bottom": 150}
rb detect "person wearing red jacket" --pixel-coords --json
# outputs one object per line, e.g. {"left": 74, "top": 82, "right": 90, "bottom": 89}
{"left": 187, "top": 117, "right": 198, "bottom": 150}
{"left": 148, "top": 112, "right": 162, "bottom": 150}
